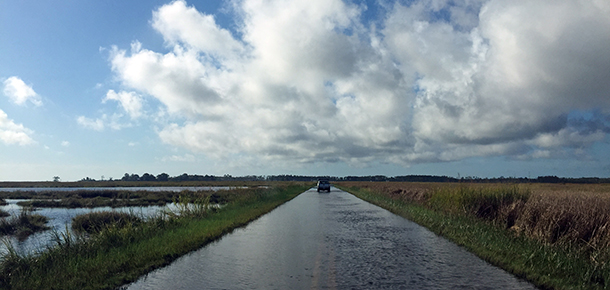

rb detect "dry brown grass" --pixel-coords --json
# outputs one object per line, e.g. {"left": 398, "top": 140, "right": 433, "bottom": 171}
{"left": 335, "top": 181, "right": 437, "bottom": 204}
{"left": 338, "top": 181, "right": 610, "bottom": 251}
{"left": 518, "top": 190, "right": 610, "bottom": 248}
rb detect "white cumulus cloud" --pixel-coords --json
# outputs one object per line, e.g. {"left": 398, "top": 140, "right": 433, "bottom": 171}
{"left": 103, "top": 90, "right": 144, "bottom": 119}
{"left": 152, "top": 0, "right": 244, "bottom": 58}
{"left": 0, "top": 109, "right": 35, "bottom": 145}
{"left": 2, "top": 76, "right": 42, "bottom": 106}
{"left": 107, "top": 0, "right": 610, "bottom": 166}
{"left": 77, "top": 116, "right": 105, "bottom": 131}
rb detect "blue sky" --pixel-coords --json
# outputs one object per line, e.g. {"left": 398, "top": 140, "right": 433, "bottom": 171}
{"left": 1, "top": 0, "right": 609, "bottom": 181}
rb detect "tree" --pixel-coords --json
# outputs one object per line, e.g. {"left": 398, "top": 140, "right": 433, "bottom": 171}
{"left": 53, "top": 176, "right": 60, "bottom": 182}
{"left": 156, "top": 173, "right": 169, "bottom": 182}
{"left": 141, "top": 173, "right": 156, "bottom": 181}
{"left": 121, "top": 173, "right": 140, "bottom": 181}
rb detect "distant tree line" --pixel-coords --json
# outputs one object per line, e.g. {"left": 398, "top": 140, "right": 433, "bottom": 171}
{"left": 76, "top": 173, "right": 610, "bottom": 184}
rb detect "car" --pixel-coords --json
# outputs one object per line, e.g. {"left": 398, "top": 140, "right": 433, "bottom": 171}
{"left": 317, "top": 180, "right": 331, "bottom": 192}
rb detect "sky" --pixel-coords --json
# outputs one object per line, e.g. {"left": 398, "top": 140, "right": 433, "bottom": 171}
{"left": 1, "top": 0, "right": 609, "bottom": 181}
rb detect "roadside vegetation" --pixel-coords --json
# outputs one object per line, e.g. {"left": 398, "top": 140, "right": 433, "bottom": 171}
{"left": 0, "top": 182, "right": 309, "bottom": 290}
{"left": 337, "top": 182, "right": 610, "bottom": 290}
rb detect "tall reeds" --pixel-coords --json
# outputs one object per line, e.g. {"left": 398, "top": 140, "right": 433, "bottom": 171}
{"left": 427, "top": 185, "right": 530, "bottom": 227}
{"left": 162, "top": 194, "right": 214, "bottom": 219}
{"left": 516, "top": 191, "right": 610, "bottom": 250}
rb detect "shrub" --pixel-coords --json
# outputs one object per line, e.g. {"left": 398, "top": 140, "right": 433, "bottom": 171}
{"left": 0, "top": 208, "right": 49, "bottom": 240}
{"left": 72, "top": 211, "right": 142, "bottom": 234}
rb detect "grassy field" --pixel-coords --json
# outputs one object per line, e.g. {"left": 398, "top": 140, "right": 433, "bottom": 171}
{"left": 0, "top": 182, "right": 310, "bottom": 290}
{"left": 336, "top": 182, "right": 610, "bottom": 290}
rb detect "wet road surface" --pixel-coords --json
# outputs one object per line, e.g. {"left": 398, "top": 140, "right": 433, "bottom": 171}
{"left": 126, "top": 188, "right": 537, "bottom": 289}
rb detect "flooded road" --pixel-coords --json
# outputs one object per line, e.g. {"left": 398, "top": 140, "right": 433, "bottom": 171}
{"left": 126, "top": 188, "right": 537, "bottom": 289}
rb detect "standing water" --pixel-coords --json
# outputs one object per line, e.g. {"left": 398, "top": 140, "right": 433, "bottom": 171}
{"left": 0, "top": 200, "right": 179, "bottom": 255}
{"left": 0, "top": 186, "right": 241, "bottom": 255}
{"left": 126, "top": 188, "right": 537, "bottom": 289}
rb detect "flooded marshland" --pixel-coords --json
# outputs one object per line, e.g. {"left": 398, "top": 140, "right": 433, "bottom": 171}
{"left": 0, "top": 186, "right": 236, "bottom": 255}
{"left": 0, "top": 199, "right": 176, "bottom": 255}
{"left": 0, "top": 186, "right": 241, "bottom": 193}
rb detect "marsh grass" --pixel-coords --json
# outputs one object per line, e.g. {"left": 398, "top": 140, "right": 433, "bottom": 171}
{"left": 8, "top": 187, "right": 260, "bottom": 209}
{"left": 427, "top": 185, "right": 530, "bottom": 228}
{"left": 72, "top": 211, "right": 143, "bottom": 234}
{"left": 516, "top": 191, "right": 610, "bottom": 251}
{"left": 162, "top": 194, "right": 217, "bottom": 219}
{"left": 17, "top": 197, "right": 169, "bottom": 208}
{"left": 0, "top": 183, "right": 309, "bottom": 290}
{"left": 13, "top": 190, "right": 177, "bottom": 208}
{"left": 337, "top": 182, "right": 610, "bottom": 290}
{"left": 0, "top": 208, "right": 50, "bottom": 241}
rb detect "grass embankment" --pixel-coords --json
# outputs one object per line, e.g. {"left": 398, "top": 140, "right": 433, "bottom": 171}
{"left": 337, "top": 182, "right": 610, "bottom": 290}
{"left": 0, "top": 183, "right": 310, "bottom": 290}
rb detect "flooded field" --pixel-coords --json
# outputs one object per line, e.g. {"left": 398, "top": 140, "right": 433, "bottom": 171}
{"left": 126, "top": 188, "right": 537, "bottom": 289}
{"left": 0, "top": 186, "right": 242, "bottom": 193}
{"left": 0, "top": 186, "right": 259, "bottom": 255}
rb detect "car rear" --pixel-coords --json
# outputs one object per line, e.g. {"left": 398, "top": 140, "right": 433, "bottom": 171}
{"left": 317, "top": 180, "right": 331, "bottom": 192}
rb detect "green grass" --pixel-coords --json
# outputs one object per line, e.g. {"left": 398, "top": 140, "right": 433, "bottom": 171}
{"left": 0, "top": 183, "right": 310, "bottom": 290}
{"left": 338, "top": 185, "right": 610, "bottom": 290}
{"left": 0, "top": 208, "right": 49, "bottom": 241}
{"left": 72, "top": 211, "right": 143, "bottom": 234}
